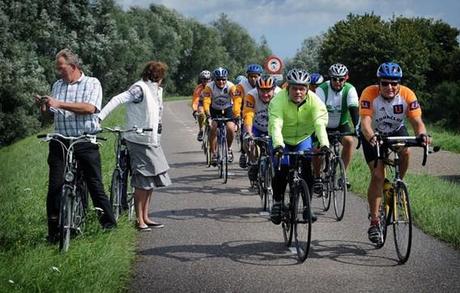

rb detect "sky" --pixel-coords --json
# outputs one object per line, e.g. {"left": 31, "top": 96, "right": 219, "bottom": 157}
{"left": 115, "top": 0, "right": 460, "bottom": 60}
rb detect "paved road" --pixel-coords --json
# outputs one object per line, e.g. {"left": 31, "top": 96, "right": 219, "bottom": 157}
{"left": 129, "top": 100, "right": 460, "bottom": 293}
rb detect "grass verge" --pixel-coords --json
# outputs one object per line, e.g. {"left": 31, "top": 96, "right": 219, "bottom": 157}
{"left": 348, "top": 152, "right": 460, "bottom": 248}
{"left": 0, "top": 106, "right": 137, "bottom": 292}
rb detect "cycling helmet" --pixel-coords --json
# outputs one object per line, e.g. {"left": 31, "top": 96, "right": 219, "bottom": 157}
{"left": 256, "top": 75, "right": 276, "bottom": 89}
{"left": 246, "top": 64, "right": 263, "bottom": 75}
{"left": 235, "top": 75, "right": 247, "bottom": 84}
{"left": 310, "top": 73, "right": 324, "bottom": 85}
{"left": 199, "top": 70, "right": 211, "bottom": 80}
{"left": 213, "top": 67, "right": 228, "bottom": 79}
{"left": 328, "top": 63, "right": 348, "bottom": 77}
{"left": 376, "top": 62, "right": 403, "bottom": 79}
{"left": 286, "top": 68, "right": 310, "bottom": 86}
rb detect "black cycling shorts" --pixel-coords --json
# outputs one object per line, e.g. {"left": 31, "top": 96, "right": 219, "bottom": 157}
{"left": 361, "top": 126, "right": 409, "bottom": 163}
{"left": 210, "top": 107, "right": 234, "bottom": 119}
{"left": 312, "top": 123, "right": 352, "bottom": 147}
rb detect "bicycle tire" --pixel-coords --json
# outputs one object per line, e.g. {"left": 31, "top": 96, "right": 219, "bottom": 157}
{"left": 110, "top": 169, "right": 122, "bottom": 221}
{"left": 376, "top": 191, "right": 392, "bottom": 249}
{"left": 74, "top": 178, "right": 88, "bottom": 232}
{"left": 264, "top": 158, "right": 274, "bottom": 212}
{"left": 59, "top": 187, "right": 72, "bottom": 252}
{"left": 282, "top": 193, "right": 293, "bottom": 247}
{"left": 294, "top": 179, "right": 312, "bottom": 262}
{"left": 258, "top": 159, "right": 266, "bottom": 209}
{"left": 393, "top": 181, "right": 412, "bottom": 263}
{"left": 322, "top": 178, "right": 332, "bottom": 211}
{"left": 222, "top": 137, "right": 228, "bottom": 184}
{"left": 333, "top": 157, "right": 347, "bottom": 221}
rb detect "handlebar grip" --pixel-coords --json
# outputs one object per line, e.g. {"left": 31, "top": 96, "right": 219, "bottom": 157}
{"left": 143, "top": 128, "right": 153, "bottom": 132}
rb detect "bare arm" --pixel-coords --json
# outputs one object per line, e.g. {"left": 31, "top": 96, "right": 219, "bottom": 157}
{"left": 44, "top": 95, "right": 96, "bottom": 114}
{"left": 360, "top": 115, "right": 375, "bottom": 143}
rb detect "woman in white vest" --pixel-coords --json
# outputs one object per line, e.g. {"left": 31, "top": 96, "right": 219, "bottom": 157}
{"left": 99, "top": 61, "right": 171, "bottom": 231}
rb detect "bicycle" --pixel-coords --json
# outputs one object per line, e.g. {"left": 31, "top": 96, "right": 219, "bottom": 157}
{"left": 38, "top": 133, "right": 103, "bottom": 252}
{"left": 276, "top": 150, "right": 318, "bottom": 262}
{"left": 212, "top": 117, "right": 233, "bottom": 183}
{"left": 373, "top": 133, "right": 438, "bottom": 263}
{"left": 318, "top": 131, "right": 355, "bottom": 221}
{"left": 248, "top": 135, "right": 273, "bottom": 212}
{"left": 104, "top": 126, "right": 152, "bottom": 221}
{"left": 201, "top": 119, "right": 212, "bottom": 167}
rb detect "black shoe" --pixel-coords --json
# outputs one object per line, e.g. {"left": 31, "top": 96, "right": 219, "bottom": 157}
{"left": 270, "top": 203, "right": 282, "bottom": 225}
{"left": 368, "top": 222, "right": 381, "bottom": 243}
{"left": 211, "top": 154, "right": 218, "bottom": 166}
{"left": 239, "top": 153, "right": 247, "bottom": 168}
{"left": 46, "top": 234, "right": 59, "bottom": 244}
{"left": 313, "top": 178, "right": 323, "bottom": 194}
{"left": 303, "top": 208, "right": 317, "bottom": 223}
{"left": 228, "top": 149, "right": 234, "bottom": 163}
{"left": 248, "top": 165, "right": 258, "bottom": 181}
{"left": 197, "top": 130, "right": 204, "bottom": 142}
{"left": 146, "top": 222, "right": 164, "bottom": 229}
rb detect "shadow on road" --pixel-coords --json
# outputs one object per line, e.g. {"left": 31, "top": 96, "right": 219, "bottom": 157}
{"left": 139, "top": 239, "right": 397, "bottom": 267}
{"left": 150, "top": 206, "right": 267, "bottom": 224}
{"left": 439, "top": 175, "right": 460, "bottom": 184}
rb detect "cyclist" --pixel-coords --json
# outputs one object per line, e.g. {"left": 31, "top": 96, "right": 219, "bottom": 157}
{"left": 242, "top": 75, "right": 280, "bottom": 182}
{"left": 237, "top": 64, "right": 264, "bottom": 168}
{"left": 34, "top": 48, "right": 116, "bottom": 243}
{"left": 192, "top": 70, "right": 211, "bottom": 141}
{"left": 359, "top": 62, "right": 429, "bottom": 243}
{"left": 268, "top": 68, "right": 330, "bottom": 224}
{"left": 308, "top": 72, "right": 324, "bottom": 92}
{"left": 313, "top": 63, "right": 359, "bottom": 190}
{"left": 202, "top": 67, "right": 239, "bottom": 165}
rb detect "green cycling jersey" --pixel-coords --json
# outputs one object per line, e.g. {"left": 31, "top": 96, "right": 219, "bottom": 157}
{"left": 268, "top": 89, "right": 329, "bottom": 148}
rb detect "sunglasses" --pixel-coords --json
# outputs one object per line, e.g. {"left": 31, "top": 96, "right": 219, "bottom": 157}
{"left": 215, "top": 78, "right": 226, "bottom": 82}
{"left": 332, "top": 77, "right": 345, "bottom": 82}
{"left": 380, "top": 81, "right": 399, "bottom": 87}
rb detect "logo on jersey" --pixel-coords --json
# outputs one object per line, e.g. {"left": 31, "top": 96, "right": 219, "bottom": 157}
{"left": 234, "top": 89, "right": 242, "bottom": 96}
{"left": 393, "top": 104, "right": 404, "bottom": 114}
{"left": 245, "top": 100, "right": 254, "bottom": 108}
{"left": 409, "top": 101, "right": 420, "bottom": 110}
{"left": 202, "top": 91, "right": 211, "bottom": 98}
{"left": 361, "top": 100, "right": 370, "bottom": 109}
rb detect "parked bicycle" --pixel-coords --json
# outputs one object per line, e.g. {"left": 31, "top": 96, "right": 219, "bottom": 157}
{"left": 318, "top": 131, "right": 355, "bottom": 221}
{"left": 373, "top": 133, "right": 438, "bottom": 263}
{"left": 38, "top": 133, "right": 103, "bottom": 252}
{"left": 104, "top": 126, "right": 152, "bottom": 221}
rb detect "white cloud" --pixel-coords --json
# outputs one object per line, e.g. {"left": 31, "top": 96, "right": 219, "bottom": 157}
{"left": 115, "top": 0, "right": 459, "bottom": 58}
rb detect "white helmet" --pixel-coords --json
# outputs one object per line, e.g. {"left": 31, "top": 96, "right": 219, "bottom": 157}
{"left": 199, "top": 70, "right": 211, "bottom": 80}
{"left": 286, "top": 69, "right": 310, "bottom": 86}
{"left": 328, "top": 63, "right": 348, "bottom": 77}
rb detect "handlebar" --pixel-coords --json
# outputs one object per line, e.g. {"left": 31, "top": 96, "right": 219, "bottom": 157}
{"left": 104, "top": 126, "right": 153, "bottom": 134}
{"left": 373, "top": 133, "right": 440, "bottom": 167}
{"left": 37, "top": 133, "right": 105, "bottom": 142}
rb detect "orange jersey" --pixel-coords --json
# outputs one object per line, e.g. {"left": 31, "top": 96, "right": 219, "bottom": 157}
{"left": 201, "top": 81, "right": 240, "bottom": 117}
{"left": 359, "top": 85, "right": 422, "bottom": 134}
{"left": 191, "top": 83, "right": 206, "bottom": 111}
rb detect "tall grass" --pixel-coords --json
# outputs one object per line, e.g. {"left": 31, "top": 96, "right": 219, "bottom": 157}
{"left": 348, "top": 152, "right": 460, "bottom": 248}
{"left": 0, "top": 106, "right": 137, "bottom": 292}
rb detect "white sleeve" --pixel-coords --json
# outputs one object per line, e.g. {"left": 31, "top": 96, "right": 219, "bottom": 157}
{"left": 98, "top": 91, "right": 131, "bottom": 121}
{"left": 315, "top": 87, "right": 326, "bottom": 103}
{"left": 347, "top": 86, "right": 359, "bottom": 107}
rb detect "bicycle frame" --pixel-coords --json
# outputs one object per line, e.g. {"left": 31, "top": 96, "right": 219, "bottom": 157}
{"left": 213, "top": 117, "right": 232, "bottom": 183}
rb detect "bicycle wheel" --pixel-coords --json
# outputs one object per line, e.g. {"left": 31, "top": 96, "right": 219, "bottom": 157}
{"left": 332, "top": 158, "right": 347, "bottom": 221}
{"left": 74, "top": 179, "right": 88, "bottom": 233}
{"left": 376, "top": 192, "right": 392, "bottom": 249}
{"left": 258, "top": 159, "right": 266, "bottom": 208}
{"left": 293, "top": 179, "right": 312, "bottom": 262}
{"left": 221, "top": 138, "right": 228, "bottom": 184}
{"left": 393, "top": 181, "right": 412, "bottom": 263}
{"left": 110, "top": 169, "right": 122, "bottom": 221}
{"left": 59, "top": 187, "right": 72, "bottom": 252}
{"left": 322, "top": 177, "right": 332, "bottom": 211}
{"left": 282, "top": 193, "right": 293, "bottom": 247}
{"left": 264, "top": 158, "right": 274, "bottom": 212}
{"left": 203, "top": 128, "right": 211, "bottom": 167}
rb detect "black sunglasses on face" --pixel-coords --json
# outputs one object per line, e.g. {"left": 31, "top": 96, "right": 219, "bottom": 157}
{"left": 216, "top": 78, "right": 226, "bottom": 82}
{"left": 380, "top": 81, "right": 399, "bottom": 87}
{"left": 332, "top": 77, "right": 345, "bottom": 82}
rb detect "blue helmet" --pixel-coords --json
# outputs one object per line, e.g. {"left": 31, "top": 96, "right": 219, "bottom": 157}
{"left": 213, "top": 67, "right": 228, "bottom": 79}
{"left": 235, "top": 75, "right": 247, "bottom": 84}
{"left": 246, "top": 64, "right": 263, "bottom": 75}
{"left": 377, "top": 62, "right": 403, "bottom": 79}
{"left": 310, "top": 73, "right": 324, "bottom": 85}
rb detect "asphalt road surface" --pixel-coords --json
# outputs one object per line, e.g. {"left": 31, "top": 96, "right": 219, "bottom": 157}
{"left": 129, "top": 100, "right": 459, "bottom": 293}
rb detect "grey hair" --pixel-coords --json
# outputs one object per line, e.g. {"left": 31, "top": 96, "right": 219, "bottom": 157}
{"left": 56, "top": 48, "right": 82, "bottom": 69}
